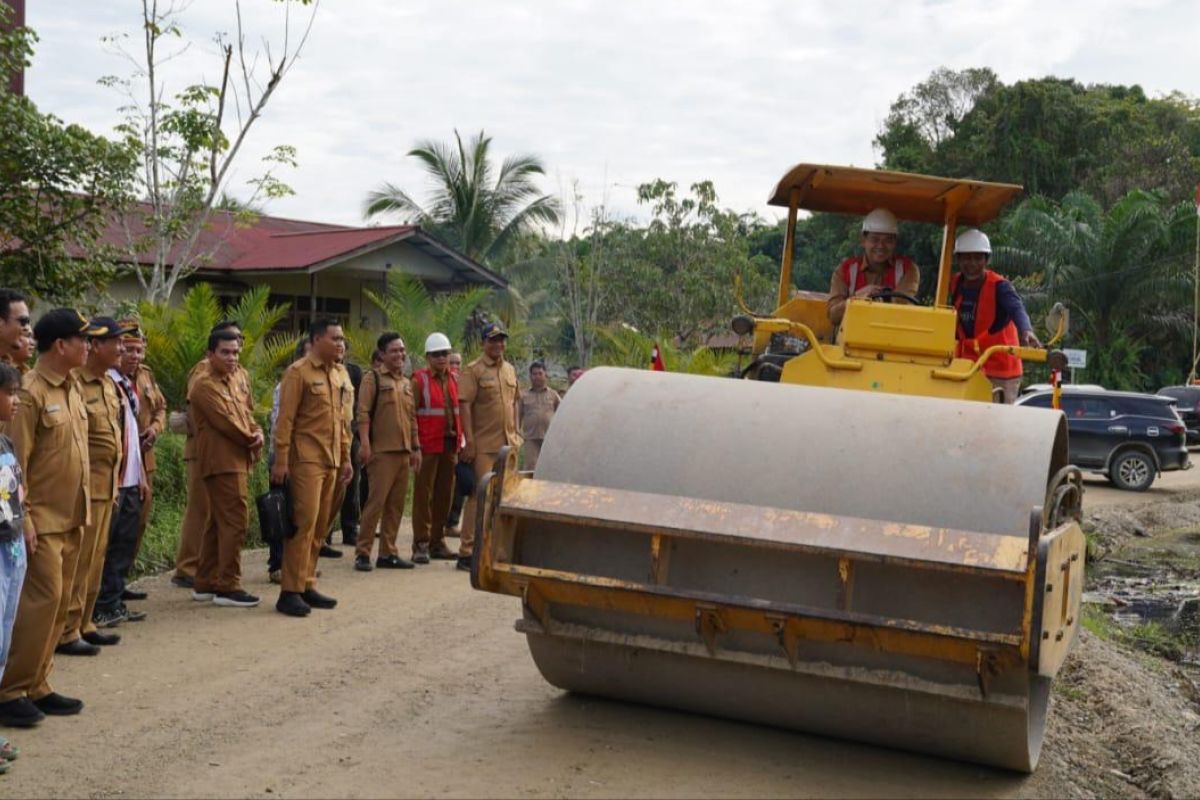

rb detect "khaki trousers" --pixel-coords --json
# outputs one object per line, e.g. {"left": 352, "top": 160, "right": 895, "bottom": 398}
{"left": 174, "top": 458, "right": 209, "bottom": 579}
{"left": 60, "top": 497, "right": 114, "bottom": 644}
{"left": 282, "top": 462, "right": 339, "bottom": 593}
{"left": 356, "top": 453, "right": 410, "bottom": 560}
{"left": 412, "top": 450, "right": 455, "bottom": 557}
{"left": 989, "top": 376, "right": 1022, "bottom": 404}
{"left": 195, "top": 472, "right": 249, "bottom": 594}
{"left": 458, "top": 451, "right": 498, "bottom": 559}
{"left": 524, "top": 439, "right": 543, "bottom": 471}
{"left": 134, "top": 467, "right": 155, "bottom": 557}
{"left": 0, "top": 527, "right": 83, "bottom": 702}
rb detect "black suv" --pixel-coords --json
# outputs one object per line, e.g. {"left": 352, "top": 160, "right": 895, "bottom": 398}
{"left": 1157, "top": 385, "right": 1200, "bottom": 444}
{"left": 1016, "top": 388, "right": 1190, "bottom": 491}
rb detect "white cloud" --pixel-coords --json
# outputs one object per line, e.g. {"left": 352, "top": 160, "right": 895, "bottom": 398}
{"left": 24, "top": 0, "right": 1200, "bottom": 227}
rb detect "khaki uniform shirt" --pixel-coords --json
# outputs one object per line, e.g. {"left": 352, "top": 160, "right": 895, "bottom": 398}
{"left": 520, "top": 386, "right": 560, "bottom": 441}
{"left": 183, "top": 360, "right": 253, "bottom": 460}
{"left": 11, "top": 360, "right": 91, "bottom": 534}
{"left": 274, "top": 354, "right": 352, "bottom": 468}
{"left": 132, "top": 364, "right": 167, "bottom": 473}
{"left": 826, "top": 258, "right": 921, "bottom": 325}
{"left": 75, "top": 364, "right": 124, "bottom": 502}
{"left": 357, "top": 368, "right": 418, "bottom": 453}
{"left": 459, "top": 354, "right": 521, "bottom": 454}
{"left": 189, "top": 368, "right": 262, "bottom": 477}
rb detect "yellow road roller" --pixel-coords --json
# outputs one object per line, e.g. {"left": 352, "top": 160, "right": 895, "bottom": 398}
{"left": 469, "top": 164, "right": 1086, "bottom": 773}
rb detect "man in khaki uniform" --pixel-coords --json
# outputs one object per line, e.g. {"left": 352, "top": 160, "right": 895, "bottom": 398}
{"left": 457, "top": 321, "right": 521, "bottom": 572}
{"left": 118, "top": 324, "right": 167, "bottom": 563}
{"left": 173, "top": 321, "right": 249, "bottom": 587}
{"left": 189, "top": 330, "right": 264, "bottom": 608}
{"left": 57, "top": 318, "right": 132, "bottom": 655}
{"left": 271, "top": 319, "right": 353, "bottom": 617}
{"left": 519, "top": 361, "right": 560, "bottom": 471}
{"left": 0, "top": 309, "right": 99, "bottom": 727}
{"left": 354, "top": 332, "right": 419, "bottom": 571}
{"left": 0, "top": 290, "right": 31, "bottom": 434}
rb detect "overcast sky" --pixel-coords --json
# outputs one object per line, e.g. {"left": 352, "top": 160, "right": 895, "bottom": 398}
{"left": 24, "top": 0, "right": 1200, "bottom": 228}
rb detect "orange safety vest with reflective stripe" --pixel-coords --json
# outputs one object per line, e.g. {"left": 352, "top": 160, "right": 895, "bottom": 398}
{"left": 839, "top": 255, "right": 916, "bottom": 294}
{"left": 951, "top": 269, "right": 1022, "bottom": 380}
{"left": 411, "top": 368, "right": 462, "bottom": 454}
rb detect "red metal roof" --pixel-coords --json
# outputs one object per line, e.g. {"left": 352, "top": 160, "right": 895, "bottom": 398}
{"left": 88, "top": 203, "right": 506, "bottom": 287}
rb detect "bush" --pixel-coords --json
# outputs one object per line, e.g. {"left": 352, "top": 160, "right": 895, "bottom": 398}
{"left": 134, "top": 432, "right": 271, "bottom": 576}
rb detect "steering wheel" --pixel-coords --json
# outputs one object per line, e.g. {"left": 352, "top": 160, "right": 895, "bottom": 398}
{"left": 872, "top": 287, "right": 922, "bottom": 306}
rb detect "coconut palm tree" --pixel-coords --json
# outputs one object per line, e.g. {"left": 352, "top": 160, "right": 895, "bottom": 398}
{"left": 363, "top": 129, "right": 561, "bottom": 264}
{"left": 998, "top": 189, "right": 1195, "bottom": 389}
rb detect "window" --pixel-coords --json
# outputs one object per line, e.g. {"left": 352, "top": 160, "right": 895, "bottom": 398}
{"left": 1060, "top": 396, "right": 1112, "bottom": 419}
{"left": 269, "top": 294, "right": 351, "bottom": 335}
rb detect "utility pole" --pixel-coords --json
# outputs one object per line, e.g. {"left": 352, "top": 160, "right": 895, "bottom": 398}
{"left": 2, "top": 0, "right": 25, "bottom": 96}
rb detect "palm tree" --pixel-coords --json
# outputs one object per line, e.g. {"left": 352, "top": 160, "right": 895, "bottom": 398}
{"left": 137, "top": 283, "right": 291, "bottom": 411}
{"left": 363, "top": 129, "right": 561, "bottom": 264}
{"left": 999, "top": 189, "right": 1195, "bottom": 389}
{"left": 365, "top": 273, "right": 493, "bottom": 360}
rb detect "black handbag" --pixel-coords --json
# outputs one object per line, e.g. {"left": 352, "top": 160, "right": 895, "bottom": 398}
{"left": 455, "top": 460, "right": 476, "bottom": 497}
{"left": 256, "top": 482, "right": 297, "bottom": 543}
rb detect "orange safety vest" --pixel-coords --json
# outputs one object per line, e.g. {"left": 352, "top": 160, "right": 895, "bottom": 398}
{"left": 411, "top": 368, "right": 462, "bottom": 454}
{"left": 839, "top": 255, "right": 916, "bottom": 294}
{"left": 951, "top": 270, "right": 1022, "bottom": 380}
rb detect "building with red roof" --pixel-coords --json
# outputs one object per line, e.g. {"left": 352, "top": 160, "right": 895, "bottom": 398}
{"left": 105, "top": 203, "right": 508, "bottom": 335}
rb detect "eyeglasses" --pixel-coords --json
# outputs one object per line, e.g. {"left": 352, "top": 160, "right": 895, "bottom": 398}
{"left": 15, "top": 316, "right": 30, "bottom": 326}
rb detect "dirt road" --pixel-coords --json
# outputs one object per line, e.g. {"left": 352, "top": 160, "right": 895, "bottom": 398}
{"left": 5, "top": 491, "right": 1196, "bottom": 798}
{"left": 1083, "top": 459, "right": 1200, "bottom": 508}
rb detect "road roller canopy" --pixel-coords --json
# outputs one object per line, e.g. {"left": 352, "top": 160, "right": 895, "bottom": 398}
{"left": 767, "top": 163, "right": 1023, "bottom": 226}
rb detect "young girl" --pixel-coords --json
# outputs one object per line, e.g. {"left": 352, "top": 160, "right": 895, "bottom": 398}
{"left": 0, "top": 363, "right": 27, "bottom": 772}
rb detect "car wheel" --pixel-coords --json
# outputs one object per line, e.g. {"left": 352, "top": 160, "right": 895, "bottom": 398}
{"left": 1109, "top": 450, "right": 1155, "bottom": 491}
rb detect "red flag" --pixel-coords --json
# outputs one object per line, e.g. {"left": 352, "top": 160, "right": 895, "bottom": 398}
{"left": 650, "top": 343, "right": 666, "bottom": 371}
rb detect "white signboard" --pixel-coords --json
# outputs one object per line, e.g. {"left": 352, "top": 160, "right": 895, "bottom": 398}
{"left": 1062, "top": 348, "right": 1087, "bottom": 369}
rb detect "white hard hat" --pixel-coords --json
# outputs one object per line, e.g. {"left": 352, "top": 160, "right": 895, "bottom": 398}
{"left": 861, "top": 208, "right": 898, "bottom": 235}
{"left": 424, "top": 332, "right": 452, "bottom": 354}
{"left": 954, "top": 228, "right": 992, "bottom": 255}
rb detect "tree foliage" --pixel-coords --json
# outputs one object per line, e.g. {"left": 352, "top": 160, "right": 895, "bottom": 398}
{"left": 137, "top": 283, "right": 290, "bottom": 411}
{"left": 102, "top": 0, "right": 317, "bottom": 302}
{"left": 364, "top": 129, "right": 561, "bottom": 264}
{"left": 365, "top": 272, "right": 494, "bottom": 361}
{"left": 0, "top": 6, "right": 137, "bottom": 303}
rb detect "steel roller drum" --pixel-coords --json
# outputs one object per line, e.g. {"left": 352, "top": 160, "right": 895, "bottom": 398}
{"left": 488, "top": 367, "right": 1078, "bottom": 772}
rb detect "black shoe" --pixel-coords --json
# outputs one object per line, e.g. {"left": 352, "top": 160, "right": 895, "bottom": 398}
{"left": 120, "top": 604, "right": 147, "bottom": 622}
{"left": 82, "top": 630, "right": 121, "bottom": 646}
{"left": 456, "top": 556, "right": 472, "bottom": 572}
{"left": 170, "top": 574, "right": 194, "bottom": 588}
{"left": 342, "top": 528, "right": 359, "bottom": 547}
{"left": 412, "top": 551, "right": 431, "bottom": 565}
{"left": 300, "top": 588, "right": 337, "bottom": 609}
{"left": 92, "top": 607, "right": 125, "bottom": 628}
{"left": 375, "top": 554, "right": 415, "bottom": 570}
{"left": 54, "top": 639, "right": 100, "bottom": 657}
{"left": 276, "top": 591, "right": 311, "bottom": 617}
{"left": 430, "top": 547, "right": 458, "bottom": 561}
{"left": 0, "top": 698, "right": 45, "bottom": 728}
{"left": 354, "top": 555, "right": 373, "bottom": 572}
{"left": 319, "top": 544, "right": 342, "bottom": 558}
{"left": 214, "top": 590, "right": 260, "bottom": 608}
{"left": 32, "top": 692, "right": 83, "bottom": 716}
{"left": 121, "top": 588, "right": 148, "bottom": 601}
